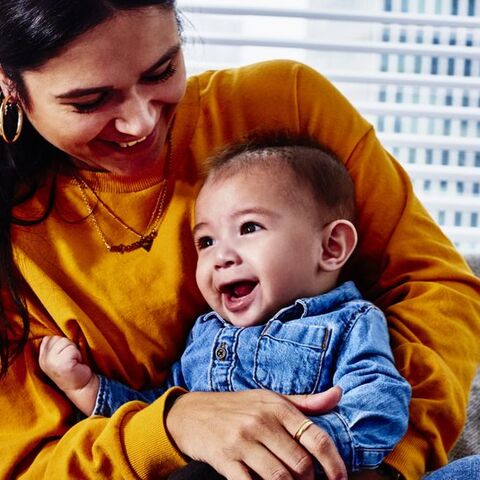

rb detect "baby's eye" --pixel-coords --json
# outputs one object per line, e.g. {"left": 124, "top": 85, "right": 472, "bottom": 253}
{"left": 196, "top": 236, "right": 214, "bottom": 250}
{"left": 240, "top": 222, "right": 262, "bottom": 235}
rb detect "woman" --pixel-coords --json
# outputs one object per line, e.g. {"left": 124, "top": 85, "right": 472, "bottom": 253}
{"left": 0, "top": 1, "right": 478, "bottom": 479}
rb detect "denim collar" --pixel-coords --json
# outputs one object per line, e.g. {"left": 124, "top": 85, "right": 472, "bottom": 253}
{"left": 202, "top": 281, "right": 362, "bottom": 326}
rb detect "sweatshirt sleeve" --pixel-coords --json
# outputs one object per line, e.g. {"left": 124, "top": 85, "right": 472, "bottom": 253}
{"left": 313, "top": 305, "right": 411, "bottom": 472}
{"left": 290, "top": 62, "right": 480, "bottom": 479}
{"left": 0, "top": 337, "right": 187, "bottom": 479}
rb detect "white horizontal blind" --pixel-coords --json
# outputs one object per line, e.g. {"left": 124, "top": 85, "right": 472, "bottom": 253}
{"left": 177, "top": 0, "right": 480, "bottom": 255}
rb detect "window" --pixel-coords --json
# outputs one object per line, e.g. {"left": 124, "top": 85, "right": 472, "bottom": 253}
{"left": 468, "top": 0, "right": 475, "bottom": 16}
{"left": 179, "top": 1, "right": 480, "bottom": 254}
{"left": 454, "top": 212, "right": 462, "bottom": 227}
{"left": 443, "top": 120, "right": 451, "bottom": 136}
{"left": 408, "top": 148, "right": 416, "bottom": 163}
{"left": 381, "top": 54, "right": 389, "bottom": 72}
{"left": 414, "top": 56, "right": 422, "bottom": 73}
{"left": 379, "top": 87, "right": 387, "bottom": 102}
{"left": 471, "top": 213, "right": 478, "bottom": 228}
{"left": 426, "top": 149, "right": 433, "bottom": 165}
{"left": 382, "top": 28, "right": 390, "bottom": 42}
{"left": 378, "top": 116, "right": 385, "bottom": 132}
{"left": 441, "top": 151, "right": 449, "bottom": 165}
{"left": 447, "top": 58, "right": 455, "bottom": 76}
{"left": 452, "top": 0, "right": 459, "bottom": 15}
{"left": 438, "top": 211, "right": 445, "bottom": 225}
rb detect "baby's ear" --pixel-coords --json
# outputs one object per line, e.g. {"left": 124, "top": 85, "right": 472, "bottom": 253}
{"left": 317, "top": 219, "right": 357, "bottom": 272}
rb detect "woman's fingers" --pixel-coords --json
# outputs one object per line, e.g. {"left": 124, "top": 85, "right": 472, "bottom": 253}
{"left": 165, "top": 389, "right": 347, "bottom": 480}
{"left": 294, "top": 421, "right": 347, "bottom": 480}
{"left": 286, "top": 386, "right": 342, "bottom": 415}
{"left": 279, "top": 399, "right": 346, "bottom": 480}
{"left": 220, "top": 462, "right": 251, "bottom": 480}
{"left": 254, "top": 425, "right": 315, "bottom": 480}
{"left": 241, "top": 442, "right": 306, "bottom": 480}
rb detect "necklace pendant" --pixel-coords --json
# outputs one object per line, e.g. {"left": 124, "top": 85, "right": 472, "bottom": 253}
{"left": 141, "top": 237, "right": 154, "bottom": 252}
{"left": 140, "top": 230, "right": 158, "bottom": 252}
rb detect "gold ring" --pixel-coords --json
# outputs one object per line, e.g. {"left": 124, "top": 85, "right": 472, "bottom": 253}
{"left": 293, "top": 419, "right": 314, "bottom": 442}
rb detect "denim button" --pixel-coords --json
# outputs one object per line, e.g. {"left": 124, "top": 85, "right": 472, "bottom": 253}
{"left": 215, "top": 343, "right": 227, "bottom": 360}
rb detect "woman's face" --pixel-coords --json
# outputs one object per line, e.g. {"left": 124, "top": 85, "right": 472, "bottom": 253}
{"left": 18, "top": 7, "right": 186, "bottom": 176}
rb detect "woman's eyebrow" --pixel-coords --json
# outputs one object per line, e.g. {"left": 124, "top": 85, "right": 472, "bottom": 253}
{"left": 54, "top": 43, "right": 182, "bottom": 100}
{"left": 55, "top": 86, "right": 112, "bottom": 100}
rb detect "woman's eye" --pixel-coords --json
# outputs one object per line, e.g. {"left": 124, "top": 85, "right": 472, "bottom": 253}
{"left": 142, "top": 62, "right": 177, "bottom": 84}
{"left": 196, "top": 236, "right": 214, "bottom": 250}
{"left": 70, "top": 92, "right": 108, "bottom": 114}
{"left": 240, "top": 222, "right": 261, "bottom": 235}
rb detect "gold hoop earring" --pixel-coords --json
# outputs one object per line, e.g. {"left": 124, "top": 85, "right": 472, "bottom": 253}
{"left": 0, "top": 95, "right": 24, "bottom": 143}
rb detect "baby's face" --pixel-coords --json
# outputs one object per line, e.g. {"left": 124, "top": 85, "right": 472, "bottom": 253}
{"left": 193, "top": 165, "right": 325, "bottom": 327}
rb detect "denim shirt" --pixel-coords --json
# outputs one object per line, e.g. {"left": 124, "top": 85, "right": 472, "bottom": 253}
{"left": 94, "top": 281, "right": 411, "bottom": 471}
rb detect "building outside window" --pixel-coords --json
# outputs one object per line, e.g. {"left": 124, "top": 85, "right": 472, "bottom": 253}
{"left": 178, "top": 0, "right": 480, "bottom": 254}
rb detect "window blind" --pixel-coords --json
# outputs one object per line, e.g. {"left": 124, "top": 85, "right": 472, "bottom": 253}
{"left": 178, "top": 1, "right": 480, "bottom": 254}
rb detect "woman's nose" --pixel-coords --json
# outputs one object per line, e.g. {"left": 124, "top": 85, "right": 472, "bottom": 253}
{"left": 114, "top": 90, "right": 156, "bottom": 138}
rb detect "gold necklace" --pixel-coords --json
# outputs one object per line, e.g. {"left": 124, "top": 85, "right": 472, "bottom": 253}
{"left": 73, "top": 134, "right": 172, "bottom": 253}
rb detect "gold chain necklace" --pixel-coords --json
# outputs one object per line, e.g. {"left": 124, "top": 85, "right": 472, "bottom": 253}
{"left": 73, "top": 134, "right": 172, "bottom": 254}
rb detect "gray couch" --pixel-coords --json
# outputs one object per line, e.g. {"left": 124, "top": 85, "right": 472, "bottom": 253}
{"left": 449, "top": 256, "right": 480, "bottom": 460}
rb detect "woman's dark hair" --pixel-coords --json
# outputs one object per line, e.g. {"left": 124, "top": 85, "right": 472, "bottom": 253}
{"left": 0, "top": 0, "right": 177, "bottom": 376}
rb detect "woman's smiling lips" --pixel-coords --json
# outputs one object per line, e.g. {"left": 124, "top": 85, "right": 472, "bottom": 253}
{"left": 96, "top": 125, "right": 159, "bottom": 155}
{"left": 118, "top": 136, "right": 147, "bottom": 148}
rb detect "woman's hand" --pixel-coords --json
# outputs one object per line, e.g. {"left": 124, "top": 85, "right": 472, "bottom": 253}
{"left": 166, "top": 387, "right": 346, "bottom": 480}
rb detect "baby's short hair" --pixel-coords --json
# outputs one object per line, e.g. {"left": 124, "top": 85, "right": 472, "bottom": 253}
{"left": 205, "top": 131, "right": 356, "bottom": 223}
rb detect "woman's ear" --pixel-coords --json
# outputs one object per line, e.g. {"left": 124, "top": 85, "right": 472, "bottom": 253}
{"left": 0, "top": 68, "right": 15, "bottom": 99}
{"left": 317, "top": 219, "right": 357, "bottom": 272}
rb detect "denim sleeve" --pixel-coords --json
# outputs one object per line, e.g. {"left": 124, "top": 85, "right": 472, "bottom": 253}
{"left": 92, "top": 331, "right": 193, "bottom": 417}
{"left": 92, "top": 374, "right": 169, "bottom": 417}
{"left": 313, "top": 306, "right": 411, "bottom": 472}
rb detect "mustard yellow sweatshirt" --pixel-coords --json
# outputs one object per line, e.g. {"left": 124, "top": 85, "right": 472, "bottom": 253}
{"left": 2, "top": 61, "right": 479, "bottom": 480}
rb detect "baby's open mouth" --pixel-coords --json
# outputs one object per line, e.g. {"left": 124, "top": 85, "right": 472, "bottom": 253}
{"left": 221, "top": 281, "right": 257, "bottom": 298}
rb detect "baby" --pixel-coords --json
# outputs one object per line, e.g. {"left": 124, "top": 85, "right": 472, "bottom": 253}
{"left": 40, "top": 132, "right": 411, "bottom": 473}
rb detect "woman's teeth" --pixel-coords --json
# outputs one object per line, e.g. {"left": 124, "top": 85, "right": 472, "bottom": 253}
{"left": 118, "top": 136, "right": 147, "bottom": 148}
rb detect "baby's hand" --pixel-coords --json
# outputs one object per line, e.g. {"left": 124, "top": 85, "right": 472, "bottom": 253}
{"left": 39, "top": 336, "right": 93, "bottom": 392}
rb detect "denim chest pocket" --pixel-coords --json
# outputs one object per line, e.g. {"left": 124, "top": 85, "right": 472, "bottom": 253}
{"left": 253, "top": 320, "right": 331, "bottom": 394}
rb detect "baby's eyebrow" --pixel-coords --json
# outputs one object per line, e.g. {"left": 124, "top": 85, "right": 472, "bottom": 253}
{"left": 192, "top": 222, "right": 207, "bottom": 237}
{"left": 192, "top": 206, "right": 279, "bottom": 236}
{"left": 231, "top": 207, "right": 279, "bottom": 219}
